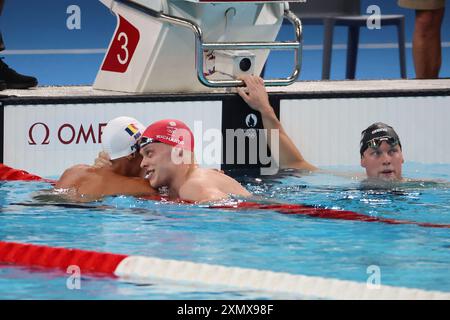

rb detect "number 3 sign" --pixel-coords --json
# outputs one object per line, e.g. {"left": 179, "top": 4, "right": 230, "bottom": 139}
{"left": 101, "top": 15, "right": 140, "bottom": 73}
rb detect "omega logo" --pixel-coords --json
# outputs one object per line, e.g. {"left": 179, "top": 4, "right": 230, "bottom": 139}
{"left": 28, "top": 122, "right": 50, "bottom": 145}
{"left": 28, "top": 122, "right": 107, "bottom": 145}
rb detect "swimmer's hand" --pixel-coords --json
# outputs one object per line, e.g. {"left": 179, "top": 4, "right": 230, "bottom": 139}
{"left": 93, "top": 151, "right": 112, "bottom": 169}
{"left": 237, "top": 75, "right": 273, "bottom": 114}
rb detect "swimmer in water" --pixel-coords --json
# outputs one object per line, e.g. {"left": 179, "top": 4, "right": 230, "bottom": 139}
{"left": 53, "top": 116, "right": 158, "bottom": 202}
{"left": 358, "top": 122, "right": 405, "bottom": 184}
{"left": 138, "top": 119, "right": 252, "bottom": 203}
{"left": 237, "top": 75, "right": 411, "bottom": 184}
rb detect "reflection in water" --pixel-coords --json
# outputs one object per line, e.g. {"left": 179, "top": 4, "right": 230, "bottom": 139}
{"left": 0, "top": 164, "right": 449, "bottom": 298}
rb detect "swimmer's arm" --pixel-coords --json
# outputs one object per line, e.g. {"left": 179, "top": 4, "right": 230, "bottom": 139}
{"left": 259, "top": 103, "right": 318, "bottom": 172}
{"left": 72, "top": 176, "right": 157, "bottom": 202}
{"left": 102, "top": 175, "right": 158, "bottom": 196}
{"left": 56, "top": 166, "right": 157, "bottom": 199}
{"left": 237, "top": 76, "right": 317, "bottom": 172}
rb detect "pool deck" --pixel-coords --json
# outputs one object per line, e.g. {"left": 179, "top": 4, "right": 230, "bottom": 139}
{"left": 1, "top": 79, "right": 449, "bottom": 100}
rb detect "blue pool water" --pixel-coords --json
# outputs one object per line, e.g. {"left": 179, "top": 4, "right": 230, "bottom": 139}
{"left": 0, "top": 162, "right": 449, "bottom": 299}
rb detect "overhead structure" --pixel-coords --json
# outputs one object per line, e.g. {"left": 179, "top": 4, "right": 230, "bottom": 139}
{"left": 93, "top": 0, "right": 303, "bottom": 93}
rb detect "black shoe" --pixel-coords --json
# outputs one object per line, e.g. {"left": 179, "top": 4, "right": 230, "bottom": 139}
{"left": 0, "top": 58, "right": 38, "bottom": 89}
{"left": 0, "top": 80, "right": 6, "bottom": 91}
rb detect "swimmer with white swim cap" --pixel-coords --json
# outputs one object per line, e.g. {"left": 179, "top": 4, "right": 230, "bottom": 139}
{"left": 55, "top": 116, "right": 158, "bottom": 201}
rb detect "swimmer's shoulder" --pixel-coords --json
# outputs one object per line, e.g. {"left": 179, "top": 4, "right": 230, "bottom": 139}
{"left": 55, "top": 164, "right": 97, "bottom": 189}
{"left": 195, "top": 168, "right": 237, "bottom": 186}
{"left": 179, "top": 179, "right": 228, "bottom": 203}
{"left": 198, "top": 168, "right": 251, "bottom": 196}
{"left": 61, "top": 164, "right": 95, "bottom": 175}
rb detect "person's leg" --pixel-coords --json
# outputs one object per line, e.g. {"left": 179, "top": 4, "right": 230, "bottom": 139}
{"left": 0, "top": 0, "right": 38, "bottom": 88}
{"left": 413, "top": 8, "right": 445, "bottom": 78}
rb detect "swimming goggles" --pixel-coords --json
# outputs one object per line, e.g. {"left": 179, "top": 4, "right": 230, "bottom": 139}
{"left": 366, "top": 136, "right": 399, "bottom": 150}
{"left": 132, "top": 136, "right": 160, "bottom": 153}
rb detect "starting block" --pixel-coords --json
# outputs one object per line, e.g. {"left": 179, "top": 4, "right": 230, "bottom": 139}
{"left": 93, "top": 0, "right": 303, "bottom": 93}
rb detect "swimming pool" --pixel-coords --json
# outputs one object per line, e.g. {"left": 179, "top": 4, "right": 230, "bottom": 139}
{"left": 0, "top": 162, "right": 449, "bottom": 299}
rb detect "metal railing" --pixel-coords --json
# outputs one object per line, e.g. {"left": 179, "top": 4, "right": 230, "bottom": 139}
{"left": 116, "top": 0, "right": 303, "bottom": 87}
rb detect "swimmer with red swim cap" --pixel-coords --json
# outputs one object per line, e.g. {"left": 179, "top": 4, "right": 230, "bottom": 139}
{"left": 138, "top": 119, "right": 251, "bottom": 203}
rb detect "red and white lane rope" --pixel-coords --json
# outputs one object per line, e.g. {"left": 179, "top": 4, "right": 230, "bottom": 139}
{"left": 0, "top": 241, "right": 126, "bottom": 275}
{"left": 1, "top": 241, "right": 449, "bottom": 299}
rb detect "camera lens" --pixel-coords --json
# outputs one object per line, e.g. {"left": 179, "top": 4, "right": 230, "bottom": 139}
{"left": 239, "top": 58, "right": 252, "bottom": 72}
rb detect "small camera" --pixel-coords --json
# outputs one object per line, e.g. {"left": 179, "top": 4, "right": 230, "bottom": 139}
{"left": 214, "top": 50, "right": 255, "bottom": 78}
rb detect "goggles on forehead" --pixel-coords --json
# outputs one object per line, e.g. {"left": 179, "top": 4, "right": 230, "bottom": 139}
{"left": 366, "top": 136, "right": 399, "bottom": 150}
{"left": 132, "top": 136, "right": 160, "bottom": 153}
